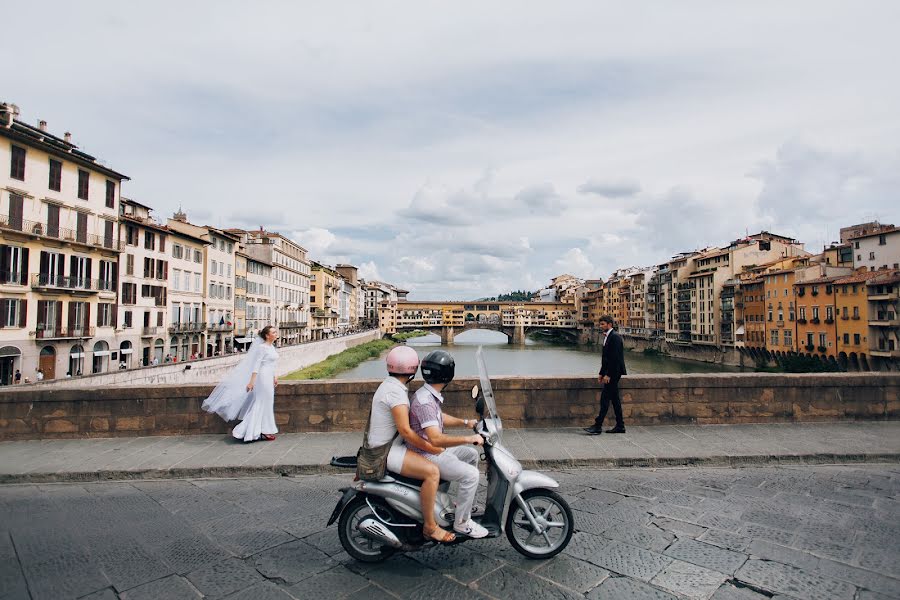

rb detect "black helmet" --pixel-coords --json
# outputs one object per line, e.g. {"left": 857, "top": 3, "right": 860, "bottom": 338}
{"left": 421, "top": 350, "right": 455, "bottom": 384}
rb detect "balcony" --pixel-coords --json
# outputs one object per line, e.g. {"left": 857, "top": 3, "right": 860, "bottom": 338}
{"left": 168, "top": 322, "right": 206, "bottom": 333}
{"left": 279, "top": 321, "right": 308, "bottom": 328}
{"left": 870, "top": 316, "right": 900, "bottom": 327}
{"left": 141, "top": 326, "right": 160, "bottom": 337}
{"left": 870, "top": 348, "right": 900, "bottom": 358}
{"left": 1, "top": 214, "right": 124, "bottom": 251}
{"left": 0, "top": 271, "right": 26, "bottom": 286}
{"left": 33, "top": 326, "right": 95, "bottom": 340}
{"left": 208, "top": 323, "right": 235, "bottom": 332}
{"left": 31, "top": 273, "right": 112, "bottom": 293}
{"left": 825, "top": 318, "right": 835, "bottom": 324}
{"left": 811, "top": 318, "right": 820, "bottom": 324}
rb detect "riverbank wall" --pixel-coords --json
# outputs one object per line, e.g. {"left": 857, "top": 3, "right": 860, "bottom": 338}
{"left": 18, "top": 330, "right": 382, "bottom": 390}
{"left": 2, "top": 372, "right": 897, "bottom": 439}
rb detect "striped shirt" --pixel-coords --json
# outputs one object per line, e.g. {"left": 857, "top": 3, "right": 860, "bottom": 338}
{"left": 408, "top": 384, "right": 444, "bottom": 456}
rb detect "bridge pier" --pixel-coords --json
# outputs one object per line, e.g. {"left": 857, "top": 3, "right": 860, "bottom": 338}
{"left": 511, "top": 325, "right": 526, "bottom": 345}
{"left": 441, "top": 326, "right": 455, "bottom": 345}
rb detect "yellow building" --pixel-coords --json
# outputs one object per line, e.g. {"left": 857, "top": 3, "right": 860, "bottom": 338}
{"left": 763, "top": 268, "right": 797, "bottom": 353}
{"left": 794, "top": 275, "right": 840, "bottom": 358}
{"left": 834, "top": 270, "right": 880, "bottom": 364}
{"left": 310, "top": 262, "right": 340, "bottom": 339}
{"left": 1, "top": 103, "right": 128, "bottom": 383}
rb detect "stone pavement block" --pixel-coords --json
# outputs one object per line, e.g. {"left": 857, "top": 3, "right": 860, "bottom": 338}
{"left": 561, "top": 531, "right": 614, "bottom": 565}
{"left": 815, "top": 557, "right": 900, "bottom": 598}
{"left": 185, "top": 558, "right": 265, "bottom": 598}
{"left": 650, "top": 516, "right": 707, "bottom": 538}
{"left": 154, "top": 533, "right": 233, "bottom": 575}
{"left": 709, "top": 583, "right": 770, "bottom": 599}
{"left": 857, "top": 546, "right": 900, "bottom": 579}
{"left": 532, "top": 553, "right": 610, "bottom": 593}
{"left": 650, "top": 560, "right": 728, "bottom": 600}
{"left": 586, "top": 576, "right": 679, "bottom": 599}
{"left": 200, "top": 513, "right": 297, "bottom": 558}
{"left": 345, "top": 584, "right": 401, "bottom": 600}
{"left": 409, "top": 543, "right": 502, "bottom": 585}
{"left": 11, "top": 529, "right": 111, "bottom": 600}
{"left": 0, "top": 532, "right": 28, "bottom": 600}
{"left": 578, "top": 487, "right": 625, "bottom": 505}
{"left": 741, "top": 508, "right": 802, "bottom": 532}
{"left": 571, "top": 509, "right": 617, "bottom": 535}
{"left": 350, "top": 555, "right": 446, "bottom": 596}
{"left": 663, "top": 538, "right": 748, "bottom": 575}
{"left": 91, "top": 543, "right": 175, "bottom": 593}
{"left": 253, "top": 540, "right": 335, "bottom": 584}
{"left": 590, "top": 540, "right": 672, "bottom": 582}
{"left": 301, "top": 528, "right": 345, "bottom": 557}
{"left": 739, "top": 523, "right": 795, "bottom": 545}
{"left": 222, "top": 580, "right": 295, "bottom": 600}
{"left": 735, "top": 558, "right": 857, "bottom": 600}
{"left": 791, "top": 534, "right": 855, "bottom": 563}
{"left": 119, "top": 574, "right": 202, "bottom": 600}
{"left": 602, "top": 521, "right": 675, "bottom": 552}
{"left": 285, "top": 566, "right": 370, "bottom": 600}
{"left": 649, "top": 502, "right": 706, "bottom": 523}
{"left": 78, "top": 589, "right": 119, "bottom": 600}
{"left": 857, "top": 591, "right": 898, "bottom": 600}
{"left": 695, "top": 513, "right": 745, "bottom": 533}
{"left": 746, "top": 539, "right": 819, "bottom": 571}
{"left": 405, "top": 576, "right": 490, "bottom": 600}
{"left": 472, "top": 565, "right": 582, "bottom": 600}
{"left": 698, "top": 529, "right": 752, "bottom": 553}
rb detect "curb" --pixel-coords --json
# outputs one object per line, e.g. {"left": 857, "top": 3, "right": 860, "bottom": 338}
{"left": 3, "top": 452, "right": 899, "bottom": 484}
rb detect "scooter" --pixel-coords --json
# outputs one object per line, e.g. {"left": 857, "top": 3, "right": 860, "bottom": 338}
{"left": 327, "top": 347, "right": 574, "bottom": 562}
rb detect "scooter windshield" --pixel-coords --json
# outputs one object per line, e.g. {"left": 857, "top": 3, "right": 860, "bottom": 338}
{"left": 475, "top": 346, "right": 502, "bottom": 438}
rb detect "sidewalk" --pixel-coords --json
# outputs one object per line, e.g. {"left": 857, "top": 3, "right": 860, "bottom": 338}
{"left": 1, "top": 421, "right": 898, "bottom": 483}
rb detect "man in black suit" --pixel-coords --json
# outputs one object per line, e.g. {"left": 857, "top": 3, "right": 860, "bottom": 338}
{"left": 584, "top": 315, "right": 627, "bottom": 434}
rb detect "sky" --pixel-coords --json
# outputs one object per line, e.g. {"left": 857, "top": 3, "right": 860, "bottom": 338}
{"left": 4, "top": 1, "right": 899, "bottom": 299}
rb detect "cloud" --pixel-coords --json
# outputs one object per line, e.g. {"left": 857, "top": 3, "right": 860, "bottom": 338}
{"left": 514, "top": 183, "right": 565, "bottom": 216}
{"left": 554, "top": 248, "right": 594, "bottom": 279}
{"left": 293, "top": 227, "right": 336, "bottom": 257}
{"left": 577, "top": 178, "right": 642, "bottom": 198}
{"left": 358, "top": 260, "right": 381, "bottom": 281}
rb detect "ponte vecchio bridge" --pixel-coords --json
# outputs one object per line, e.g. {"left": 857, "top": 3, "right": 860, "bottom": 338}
{"left": 377, "top": 300, "right": 579, "bottom": 344}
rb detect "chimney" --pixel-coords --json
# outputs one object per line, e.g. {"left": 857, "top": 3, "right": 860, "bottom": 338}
{"left": 39, "top": 120, "right": 47, "bottom": 132}
{"left": 64, "top": 131, "right": 72, "bottom": 144}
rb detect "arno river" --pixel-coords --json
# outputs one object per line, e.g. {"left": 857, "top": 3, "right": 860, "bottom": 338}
{"left": 334, "top": 330, "right": 744, "bottom": 379}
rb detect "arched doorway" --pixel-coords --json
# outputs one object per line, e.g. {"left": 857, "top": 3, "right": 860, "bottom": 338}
{"left": 154, "top": 338, "right": 164, "bottom": 364}
{"left": 119, "top": 341, "right": 133, "bottom": 368}
{"left": 69, "top": 345, "right": 85, "bottom": 376}
{"left": 92, "top": 341, "right": 109, "bottom": 374}
{"left": 39, "top": 346, "right": 56, "bottom": 380}
{"left": 0, "top": 346, "right": 21, "bottom": 386}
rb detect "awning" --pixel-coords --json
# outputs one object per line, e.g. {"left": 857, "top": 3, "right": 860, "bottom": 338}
{"left": 234, "top": 337, "right": 254, "bottom": 343}
{"left": 735, "top": 326, "right": 745, "bottom": 335}
{"left": 69, "top": 353, "right": 85, "bottom": 358}
{"left": 93, "top": 350, "right": 111, "bottom": 357}
{"left": 119, "top": 348, "right": 134, "bottom": 355}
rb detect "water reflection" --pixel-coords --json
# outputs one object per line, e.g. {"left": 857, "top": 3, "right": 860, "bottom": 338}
{"left": 333, "top": 330, "right": 743, "bottom": 380}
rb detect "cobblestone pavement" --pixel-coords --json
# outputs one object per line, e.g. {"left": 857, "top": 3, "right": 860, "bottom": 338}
{"left": 1, "top": 465, "right": 899, "bottom": 600}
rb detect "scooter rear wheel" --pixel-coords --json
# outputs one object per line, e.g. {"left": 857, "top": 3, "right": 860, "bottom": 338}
{"left": 338, "top": 497, "right": 397, "bottom": 563}
{"left": 505, "top": 488, "right": 574, "bottom": 559}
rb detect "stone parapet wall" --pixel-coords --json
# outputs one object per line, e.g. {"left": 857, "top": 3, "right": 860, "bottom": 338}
{"left": 1, "top": 373, "right": 898, "bottom": 440}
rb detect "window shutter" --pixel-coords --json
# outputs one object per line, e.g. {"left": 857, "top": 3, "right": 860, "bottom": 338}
{"left": 19, "top": 248, "right": 28, "bottom": 285}
{"left": 0, "top": 245, "right": 7, "bottom": 279}
{"left": 56, "top": 301, "right": 62, "bottom": 329}
{"left": 86, "top": 258, "right": 92, "bottom": 282}
{"left": 57, "top": 253, "right": 65, "bottom": 278}
{"left": 70, "top": 255, "right": 78, "bottom": 284}
{"left": 112, "top": 303, "right": 118, "bottom": 328}
{"left": 40, "top": 250, "right": 49, "bottom": 275}
{"left": 19, "top": 299, "right": 27, "bottom": 328}
{"left": 112, "top": 262, "right": 118, "bottom": 288}
{"left": 68, "top": 301, "right": 76, "bottom": 329}
{"left": 163, "top": 261, "right": 168, "bottom": 279}
{"left": 85, "top": 303, "right": 91, "bottom": 329}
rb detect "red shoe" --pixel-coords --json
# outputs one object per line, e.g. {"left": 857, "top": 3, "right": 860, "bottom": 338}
{"left": 260, "top": 434, "right": 276, "bottom": 441}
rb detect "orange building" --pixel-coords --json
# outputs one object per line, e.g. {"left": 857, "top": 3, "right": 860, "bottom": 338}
{"left": 794, "top": 276, "right": 840, "bottom": 357}
{"left": 834, "top": 271, "right": 881, "bottom": 363}
{"left": 742, "top": 278, "right": 766, "bottom": 348}
{"left": 763, "top": 269, "right": 797, "bottom": 353}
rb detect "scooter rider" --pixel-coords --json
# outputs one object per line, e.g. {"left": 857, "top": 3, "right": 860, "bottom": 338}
{"left": 368, "top": 346, "right": 456, "bottom": 543}
{"left": 409, "top": 350, "right": 489, "bottom": 539}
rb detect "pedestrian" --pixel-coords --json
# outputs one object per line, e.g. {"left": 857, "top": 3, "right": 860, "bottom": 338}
{"left": 36, "top": 369, "right": 44, "bottom": 381}
{"left": 202, "top": 325, "right": 280, "bottom": 443}
{"left": 164, "top": 354, "right": 172, "bottom": 363}
{"left": 119, "top": 361, "right": 127, "bottom": 370}
{"left": 14, "top": 369, "right": 21, "bottom": 384}
{"left": 584, "top": 315, "right": 627, "bottom": 435}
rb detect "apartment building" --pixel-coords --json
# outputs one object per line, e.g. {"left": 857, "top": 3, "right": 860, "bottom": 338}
{"left": 336, "top": 264, "right": 360, "bottom": 330}
{"left": 742, "top": 278, "right": 766, "bottom": 348}
{"left": 833, "top": 271, "right": 881, "bottom": 363}
{"left": 310, "top": 262, "right": 340, "bottom": 339}
{"left": 867, "top": 270, "right": 900, "bottom": 362}
{"left": 794, "top": 275, "right": 840, "bottom": 357}
{"left": 233, "top": 250, "right": 248, "bottom": 342}
{"left": 849, "top": 227, "right": 900, "bottom": 272}
{"left": 165, "top": 223, "right": 207, "bottom": 360}
{"left": 1, "top": 104, "right": 127, "bottom": 383}
{"left": 244, "top": 253, "right": 273, "bottom": 342}
{"left": 363, "top": 281, "right": 399, "bottom": 326}
{"left": 117, "top": 199, "right": 168, "bottom": 367}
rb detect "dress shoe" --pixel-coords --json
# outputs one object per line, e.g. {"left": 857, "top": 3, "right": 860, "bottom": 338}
{"left": 606, "top": 427, "right": 626, "bottom": 434}
{"left": 583, "top": 426, "right": 603, "bottom": 435}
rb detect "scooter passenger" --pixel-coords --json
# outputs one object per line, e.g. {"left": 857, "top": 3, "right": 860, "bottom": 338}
{"left": 369, "top": 346, "right": 456, "bottom": 543}
{"left": 409, "top": 350, "right": 489, "bottom": 539}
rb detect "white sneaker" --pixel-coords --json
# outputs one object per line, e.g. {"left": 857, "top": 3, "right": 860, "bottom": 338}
{"left": 454, "top": 519, "right": 489, "bottom": 539}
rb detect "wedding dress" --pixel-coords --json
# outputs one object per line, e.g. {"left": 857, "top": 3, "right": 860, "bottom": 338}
{"left": 202, "top": 340, "right": 279, "bottom": 441}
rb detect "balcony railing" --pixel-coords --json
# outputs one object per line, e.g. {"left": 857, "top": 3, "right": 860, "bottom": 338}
{"left": 31, "top": 273, "right": 115, "bottom": 292}
{"left": 168, "top": 322, "right": 206, "bottom": 333}
{"left": 279, "top": 321, "right": 308, "bottom": 328}
{"left": 34, "top": 326, "right": 95, "bottom": 339}
{"left": 208, "top": 323, "right": 234, "bottom": 332}
{"left": 0, "top": 270, "right": 26, "bottom": 285}
{"left": 141, "top": 326, "right": 160, "bottom": 336}
{"left": 1, "top": 214, "right": 124, "bottom": 251}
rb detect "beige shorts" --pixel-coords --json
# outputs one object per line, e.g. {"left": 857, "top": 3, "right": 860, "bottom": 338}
{"left": 386, "top": 435, "right": 407, "bottom": 474}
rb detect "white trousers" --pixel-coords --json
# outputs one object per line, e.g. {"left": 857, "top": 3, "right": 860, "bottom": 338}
{"left": 427, "top": 446, "right": 480, "bottom": 526}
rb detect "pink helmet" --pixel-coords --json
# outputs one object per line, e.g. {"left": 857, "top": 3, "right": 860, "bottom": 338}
{"left": 386, "top": 346, "right": 419, "bottom": 376}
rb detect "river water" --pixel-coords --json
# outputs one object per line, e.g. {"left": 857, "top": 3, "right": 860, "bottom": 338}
{"left": 333, "top": 330, "right": 743, "bottom": 380}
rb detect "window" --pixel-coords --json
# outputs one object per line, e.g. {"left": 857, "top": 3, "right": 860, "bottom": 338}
{"left": 209, "top": 283, "right": 217, "bottom": 298}
{"left": 49, "top": 159, "right": 62, "bottom": 191}
{"left": 812, "top": 306, "right": 819, "bottom": 319}
{"left": 211, "top": 260, "right": 217, "bottom": 276}
{"left": 879, "top": 234, "right": 887, "bottom": 245}
{"left": 123, "top": 310, "right": 133, "bottom": 328}
{"left": 10, "top": 145, "right": 25, "bottom": 180}
{"left": 144, "top": 231, "right": 155, "bottom": 250}
{"left": 853, "top": 306, "right": 860, "bottom": 318}
{"left": 0, "top": 299, "right": 25, "bottom": 328}
{"left": 98, "top": 260, "right": 116, "bottom": 292}
{"left": 126, "top": 254, "right": 134, "bottom": 275}
{"left": 869, "top": 251, "right": 875, "bottom": 260}
{"left": 194, "top": 250, "right": 202, "bottom": 263}
{"left": 97, "top": 303, "right": 114, "bottom": 327}
{"left": 227, "top": 264, "right": 231, "bottom": 277}
{"left": 843, "top": 333, "right": 850, "bottom": 344}
{"left": 784, "top": 329, "right": 792, "bottom": 347}
{"left": 105, "top": 180, "right": 115, "bottom": 208}
{"left": 173, "top": 244, "right": 183, "bottom": 259}
{"left": 77, "top": 169, "right": 89, "bottom": 199}
{"left": 126, "top": 225, "right": 138, "bottom": 246}
{"left": 159, "top": 234, "right": 166, "bottom": 252}
{"left": 854, "top": 333, "right": 861, "bottom": 345}
{"left": 826, "top": 306, "right": 833, "bottom": 320}
{"left": 156, "top": 259, "right": 167, "bottom": 280}
{"left": 173, "top": 269, "right": 181, "bottom": 290}
{"left": 770, "top": 330, "right": 779, "bottom": 346}
{"left": 122, "top": 282, "right": 137, "bottom": 305}
{"left": 819, "top": 333, "right": 827, "bottom": 347}
{"left": 854, "top": 241, "right": 860, "bottom": 249}
{"left": 226, "top": 286, "right": 232, "bottom": 300}
{"left": 0, "top": 244, "right": 29, "bottom": 285}
{"left": 194, "top": 273, "right": 201, "bottom": 292}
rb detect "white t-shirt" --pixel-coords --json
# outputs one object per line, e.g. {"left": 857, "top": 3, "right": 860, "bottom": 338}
{"left": 367, "top": 376, "right": 410, "bottom": 446}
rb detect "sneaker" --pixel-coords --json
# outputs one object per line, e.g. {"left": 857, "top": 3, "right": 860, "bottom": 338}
{"left": 454, "top": 519, "right": 489, "bottom": 539}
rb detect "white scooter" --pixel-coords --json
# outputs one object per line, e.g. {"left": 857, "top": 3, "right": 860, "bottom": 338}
{"left": 327, "top": 347, "right": 574, "bottom": 562}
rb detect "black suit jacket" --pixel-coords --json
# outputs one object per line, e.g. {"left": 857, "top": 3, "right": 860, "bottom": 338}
{"left": 599, "top": 330, "right": 627, "bottom": 381}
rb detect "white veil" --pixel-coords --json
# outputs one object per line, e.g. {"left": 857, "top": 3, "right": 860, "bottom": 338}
{"left": 202, "top": 338, "right": 263, "bottom": 421}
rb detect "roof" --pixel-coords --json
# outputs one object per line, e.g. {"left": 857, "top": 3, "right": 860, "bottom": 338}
{"left": 849, "top": 226, "right": 899, "bottom": 240}
{"left": 866, "top": 270, "right": 900, "bottom": 286}
{"left": 833, "top": 270, "right": 887, "bottom": 285}
{"left": 795, "top": 275, "right": 842, "bottom": 286}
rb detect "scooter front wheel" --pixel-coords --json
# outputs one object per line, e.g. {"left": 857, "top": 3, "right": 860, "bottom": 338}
{"left": 506, "top": 489, "right": 574, "bottom": 559}
{"left": 338, "top": 497, "right": 397, "bottom": 563}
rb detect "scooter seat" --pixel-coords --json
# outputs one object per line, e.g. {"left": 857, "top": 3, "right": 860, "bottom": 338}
{"left": 383, "top": 471, "right": 450, "bottom": 487}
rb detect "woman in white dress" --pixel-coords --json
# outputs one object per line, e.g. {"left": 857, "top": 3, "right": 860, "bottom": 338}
{"left": 202, "top": 325, "right": 280, "bottom": 442}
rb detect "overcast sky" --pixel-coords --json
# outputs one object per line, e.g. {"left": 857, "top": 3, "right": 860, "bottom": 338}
{"left": 5, "top": 1, "right": 899, "bottom": 299}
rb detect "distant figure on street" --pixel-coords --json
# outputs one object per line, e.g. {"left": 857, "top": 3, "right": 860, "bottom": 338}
{"left": 36, "top": 369, "right": 44, "bottom": 381}
{"left": 164, "top": 354, "right": 172, "bottom": 363}
{"left": 203, "top": 325, "right": 280, "bottom": 443}
{"left": 119, "top": 361, "right": 127, "bottom": 370}
{"left": 584, "top": 315, "right": 627, "bottom": 435}
{"left": 14, "top": 369, "right": 21, "bottom": 384}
